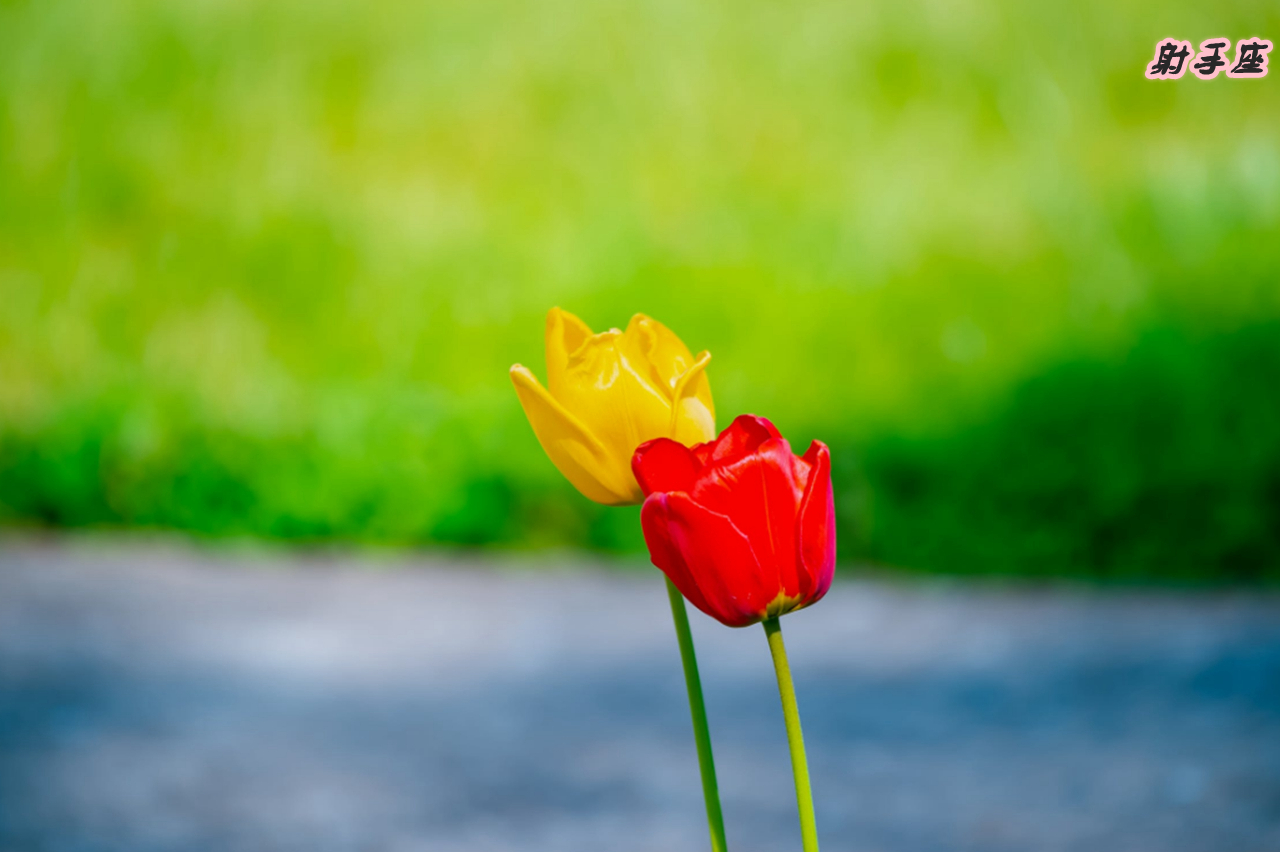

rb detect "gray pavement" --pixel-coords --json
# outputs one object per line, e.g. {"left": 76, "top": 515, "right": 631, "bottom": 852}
{"left": 1, "top": 537, "right": 1278, "bottom": 852}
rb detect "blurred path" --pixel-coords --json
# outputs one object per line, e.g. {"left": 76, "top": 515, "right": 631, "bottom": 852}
{"left": 1, "top": 538, "right": 1278, "bottom": 852}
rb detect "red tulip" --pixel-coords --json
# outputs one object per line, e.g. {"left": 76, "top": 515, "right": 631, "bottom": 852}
{"left": 632, "top": 414, "right": 836, "bottom": 628}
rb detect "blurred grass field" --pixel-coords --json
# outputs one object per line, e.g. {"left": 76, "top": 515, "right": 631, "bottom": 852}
{"left": 1, "top": 0, "right": 1278, "bottom": 578}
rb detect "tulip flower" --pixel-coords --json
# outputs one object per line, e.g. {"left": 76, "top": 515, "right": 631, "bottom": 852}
{"left": 634, "top": 413, "right": 836, "bottom": 852}
{"left": 509, "top": 307, "right": 727, "bottom": 852}
{"left": 509, "top": 307, "right": 716, "bottom": 506}
{"left": 632, "top": 414, "right": 836, "bottom": 628}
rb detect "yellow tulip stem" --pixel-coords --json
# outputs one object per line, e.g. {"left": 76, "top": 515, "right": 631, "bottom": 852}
{"left": 665, "top": 577, "right": 728, "bottom": 852}
{"left": 763, "top": 617, "right": 819, "bottom": 852}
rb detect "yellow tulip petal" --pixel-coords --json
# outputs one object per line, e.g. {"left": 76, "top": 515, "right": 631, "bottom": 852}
{"left": 556, "top": 330, "right": 672, "bottom": 468}
{"left": 623, "top": 314, "right": 715, "bottom": 444}
{"left": 545, "top": 307, "right": 593, "bottom": 397}
{"left": 624, "top": 313, "right": 698, "bottom": 393}
{"left": 688, "top": 348, "right": 715, "bottom": 428}
{"left": 510, "top": 364, "right": 641, "bottom": 505}
{"left": 670, "top": 350, "right": 717, "bottom": 444}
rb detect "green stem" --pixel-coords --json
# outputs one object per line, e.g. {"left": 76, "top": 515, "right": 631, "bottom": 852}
{"left": 763, "top": 617, "right": 819, "bottom": 852}
{"left": 665, "top": 577, "right": 728, "bottom": 852}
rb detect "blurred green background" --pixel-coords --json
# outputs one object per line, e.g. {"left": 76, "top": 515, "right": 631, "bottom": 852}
{"left": 1, "top": 0, "right": 1278, "bottom": 579}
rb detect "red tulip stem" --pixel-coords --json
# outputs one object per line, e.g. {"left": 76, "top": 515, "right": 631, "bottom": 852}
{"left": 665, "top": 577, "right": 728, "bottom": 852}
{"left": 763, "top": 617, "right": 820, "bottom": 852}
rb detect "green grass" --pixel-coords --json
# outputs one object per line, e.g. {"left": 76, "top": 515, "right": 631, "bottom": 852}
{"left": 1, "top": 0, "right": 1278, "bottom": 577}
{"left": 854, "top": 320, "right": 1280, "bottom": 581}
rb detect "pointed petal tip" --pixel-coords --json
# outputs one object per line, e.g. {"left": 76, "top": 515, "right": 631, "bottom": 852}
{"left": 509, "top": 363, "right": 539, "bottom": 385}
{"left": 802, "top": 440, "right": 830, "bottom": 464}
{"left": 545, "top": 307, "right": 593, "bottom": 358}
{"left": 671, "top": 349, "right": 712, "bottom": 393}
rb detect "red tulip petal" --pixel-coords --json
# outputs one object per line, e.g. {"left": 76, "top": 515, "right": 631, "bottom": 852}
{"left": 641, "top": 492, "right": 773, "bottom": 627}
{"left": 791, "top": 444, "right": 814, "bottom": 494}
{"left": 795, "top": 441, "right": 836, "bottom": 603}
{"left": 690, "top": 437, "right": 804, "bottom": 601}
{"left": 639, "top": 493, "right": 714, "bottom": 617}
{"left": 693, "top": 414, "right": 780, "bottom": 467}
{"left": 632, "top": 438, "right": 702, "bottom": 497}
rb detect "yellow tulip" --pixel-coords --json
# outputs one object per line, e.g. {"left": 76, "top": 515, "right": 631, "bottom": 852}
{"left": 510, "top": 308, "right": 716, "bottom": 505}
